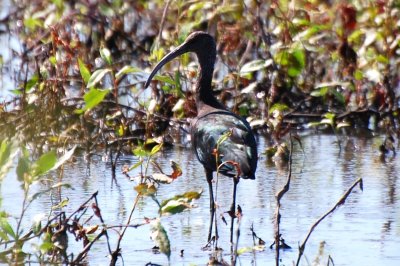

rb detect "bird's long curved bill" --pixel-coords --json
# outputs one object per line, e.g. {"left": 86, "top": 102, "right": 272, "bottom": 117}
{"left": 144, "top": 42, "right": 189, "bottom": 88}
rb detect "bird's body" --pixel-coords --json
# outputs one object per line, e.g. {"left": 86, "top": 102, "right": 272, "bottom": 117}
{"left": 145, "top": 31, "right": 257, "bottom": 244}
{"left": 191, "top": 110, "right": 257, "bottom": 179}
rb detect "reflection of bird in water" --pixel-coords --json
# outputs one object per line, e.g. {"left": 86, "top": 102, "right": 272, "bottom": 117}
{"left": 145, "top": 31, "right": 258, "bottom": 244}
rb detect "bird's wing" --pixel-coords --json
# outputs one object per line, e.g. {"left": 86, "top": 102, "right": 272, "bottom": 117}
{"left": 191, "top": 111, "right": 257, "bottom": 179}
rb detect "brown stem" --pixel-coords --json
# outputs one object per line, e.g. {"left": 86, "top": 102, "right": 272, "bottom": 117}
{"left": 274, "top": 136, "right": 293, "bottom": 266}
{"left": 295, "top": 177, "right": 363, "bottom": 266}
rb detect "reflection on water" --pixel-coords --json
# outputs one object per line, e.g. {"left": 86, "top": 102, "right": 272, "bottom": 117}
{"left": 2, "top": 135, "right": 400, "bottom": 265}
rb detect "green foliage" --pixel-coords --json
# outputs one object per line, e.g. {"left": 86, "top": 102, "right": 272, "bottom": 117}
{"left": 0, "top": 139, "right": 18, "bottom": 181}
{"left": 76, "top": 87, "right": 111, "bottom": 114}
{"left": 160, "top": 190, "right": 202, "bottom": 215}
{"left": 275, "top": 46, "right": 306, "bottom": 77}
{"left": 0, "top": 140, "right": 76, "bottom": 263}
{"left": 150, "top": 219, "right": 171, "bottom": 260}
{"left": 86, "top": 69, "right": 112, "bottom": 89}
{"left": 78, "top": 59, "right": 91, "bottom": 85}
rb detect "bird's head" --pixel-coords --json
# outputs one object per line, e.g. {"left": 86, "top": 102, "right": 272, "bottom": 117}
{"left": 144, "top": 31, "right": 216, "bottom": 88}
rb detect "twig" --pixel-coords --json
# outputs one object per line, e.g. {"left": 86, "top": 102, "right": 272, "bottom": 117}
{"left": 71, "top": 229, "right": 106, "bottom": 264}
{"left": 157, "top": 0, "right": 171, "bottom": 46}
{"left": 295, "top": 177, "right": 363, "bottom": 266}
{"left": 273, "top": 136, "right": 293, "bottom": 266}
{"left": 110, "top": 193, "right": 142, "bottom": 265}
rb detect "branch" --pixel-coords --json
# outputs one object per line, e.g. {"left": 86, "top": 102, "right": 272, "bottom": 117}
{"left": 273, "top": 136, "right": 293, "bottom": 266}
{"left": 295, "top": 177, "right": 363, "bottom": 266}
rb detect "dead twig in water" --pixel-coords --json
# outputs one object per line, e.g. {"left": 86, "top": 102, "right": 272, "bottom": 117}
{"left": 295, "top": 177, "right": 363, "bottom": 266}
{"left": 110, "top": 193, "right": 142, "bottom": 265}
{"left": 273, "top": 136, "right": 294, "bottom": 266}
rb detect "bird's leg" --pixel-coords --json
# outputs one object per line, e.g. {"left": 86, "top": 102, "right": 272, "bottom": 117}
{"left": 230, "top": 177, "right": 239, "bottom": 245}
{"left": 206, "top": 169, "right": 215, "bottom": 244}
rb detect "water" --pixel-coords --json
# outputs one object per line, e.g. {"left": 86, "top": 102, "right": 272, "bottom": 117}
{"left": 2, "top": 134, "right": 400, "bottom": 265}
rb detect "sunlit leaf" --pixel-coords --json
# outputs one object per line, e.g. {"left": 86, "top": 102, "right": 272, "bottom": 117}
{"left": 40, "top": 241, "right": 54, "bottom": 253}
{"left": 331, "top": 89, "right": 345, "bottom": 105}
{"left": 150, "top": 143, "right": 163, "bottom": 156}
{"left": 152, "top": 173, "right": 174, "bottom": 184}
{"left": 134, "top": 183, "right": 157, "bottom": 196}
{"left": 269, "top": 103, "right": 289, "bottom": 114}
{"left": 161, "top": 199, "right": 190, "bottom": 215}
{"left": 84, "top": 225, "right": 99, "bottom": 234}
{"left": 24, "top": 17, "right": 43, "bottom": 31}
{"left": 32, "top": 150, "right": 57, "bottom": 177}
{"left": 315, "top": 81, "right": 350, "bottom": 88}
{"left": 241, "top": 82, "right": 258, "bottom": 94}
{"left": 376, "top": 54, "right": 389, "bottom": 64}
{"left": 50, "top": 146, "right": 76, "bottom": 172}
{"left": 128, "top": 159, "right": 143, "bottom": 171}
{"left": 239, "top": 59, "right": 272, "bottom": 75}
{"left": 16, "top": 155, "right": 30, "bottom": 181}
{"left": 153, "top": 75, "right": 175, "bottom": 85}
{"left": 354, "top": 70, "right": 363, "bottom": 80}
{"left": 100, "top": 46, "right": 112, "bottom": 65}
{"left": 320, "top": 118, "right": 333, "bottom": 125}
{"left": 115, "top": 65, "right": 142, "bottom": 80}
{"left": 172, "top": 98, "right": 185, "bottom": 113}
{"left": 0, "top": 139, "right": 18, "bottom": 181}
{"left": 78, "top": 58, "right": 91, "bottom": 85}
{"left": 150, "top": 219, "right": 171, "bottom": 259}
{"left": 79, "top": 87, "right": 110, "bottom": 112}
{"left": 160, "top": 190, "right": 202, "bottom": 212}
{"left": 86, "top": 68, "right": 112, "bottom": 88}
{"left": 0, "top": 217, "right": 15, "bottom": 239}
{"left": 51, "top": 198, "right": 69, "bottom": 210}
{"left": 337, "top": 122, "right": 351, "bottom": 128}
{"left": 288, "top": 48, "right": 305, "bottom": 77}
{"left": 133, "top": 146, "right": 147, "bottom": 157}
{"left": 24, "top": 74, "right": 39, "bottom": 92}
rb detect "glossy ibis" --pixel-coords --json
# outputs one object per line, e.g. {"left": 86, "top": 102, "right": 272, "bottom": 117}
{"left": 145, "top": 31, "right": 257, "bottom": 244}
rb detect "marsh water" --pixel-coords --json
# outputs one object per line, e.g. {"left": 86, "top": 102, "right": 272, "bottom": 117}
{"left": 2, "top": 134, "right": 400, "bottom": 265}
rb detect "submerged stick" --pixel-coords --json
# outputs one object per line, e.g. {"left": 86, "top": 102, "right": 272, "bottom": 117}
{"left": 295, "top": 177, "right": 363, "bottom": 266}
{"left": 273, "top": 137, "right": 294, "bottom": 266}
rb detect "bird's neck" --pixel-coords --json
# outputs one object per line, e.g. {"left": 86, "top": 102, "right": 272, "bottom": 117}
{"left": 195, "top": 63, "right": 225, "bottom": 111}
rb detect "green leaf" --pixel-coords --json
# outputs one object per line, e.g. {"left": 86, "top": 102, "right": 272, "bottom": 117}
{"left": 0, "top": 139, "right": 18, "bottom": 181}
{"left": 86, "top": 68, "right": 112, "bottom": 88}
{"left": 33, "top": 150, "right": 57, "bottom": 177}
{"left": 78, "top": 59, "right": 91, "bottom": 85}
{"left": 52, "top": 198, "right": 69, "bottom": 210}
{"left": 161, "top": 199, "right": 189, "bottom": 215}
{"left": 115, "top": 66, "right": 142, "bottom": 80}
{"left": 24, "top": 17, "right": 43, "bottom": 31}
{"left": 0, "top": 217, "right": 15, "bottom": 239}
{"left": 239, "top": 59, "right": 272, "bottom": 75}
{"left": 288, "top": 48, "right": 305, "bottom": 77}
{"left": 160, "top": 190, "right": 202, "bottom": 210}
{"left": 133, "top": 147, "right": 148, "bottom": 157}
{"left": 128, "top": 159, "right": 143, "bottom": 171}
{"left": 269, "top": 103, "right": 289, "bottom": 114}
{"left": 134, "top": 183, "right": 157, "bottom": 196}
{"left": 16, "top": 156, "right": 30, "bottom": 181}
{"left": 24, "top": 74, "right": 39, "bottom": 92}
{"left": 153, "top": 75, "right": 175, "bottom": 85}
{"left": 150, "top": 143, "right": 163, "bottom": 156}
{"left": 79, "top": 87, "right": 110, "bottom": 112}
{"left": 50, "top": 146, "right": 76, "bottom": 172}
{"left": 150, "top": 219, "right": 171, "bottom": 259}
{"left": 100, "top": 46, "right": 112, "bottom": 65}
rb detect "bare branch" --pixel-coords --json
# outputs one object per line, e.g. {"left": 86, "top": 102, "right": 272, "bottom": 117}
{"left": 296, "top": 177, "right": 363, "bottom": 266}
